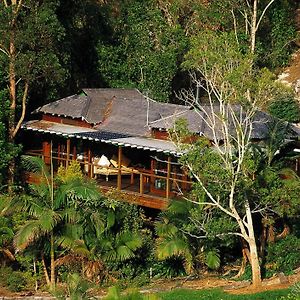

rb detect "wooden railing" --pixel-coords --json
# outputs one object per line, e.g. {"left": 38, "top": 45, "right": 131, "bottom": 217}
{"left": 25, "top": 150, "right": 193, "bottom": 200}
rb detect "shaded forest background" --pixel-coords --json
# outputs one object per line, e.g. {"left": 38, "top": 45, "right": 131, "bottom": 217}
{"left": 2, "top": 0, "right": 299, "bottom": 107}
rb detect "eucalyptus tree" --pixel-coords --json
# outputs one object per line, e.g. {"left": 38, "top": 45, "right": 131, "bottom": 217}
{"left": 173, "top": 30, "right": 293, "bottom": 287}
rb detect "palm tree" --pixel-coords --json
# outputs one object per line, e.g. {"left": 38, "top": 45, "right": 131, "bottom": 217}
{"left": 4, "top": 156, "right": 144, "bottom": 288}
{"left": 13, "top": 155, "right": 100, "bottom": 290}
{"left": 155, "top": 200, "right": 221, "bottom": 274}
{"left": 55, "top": 203, "right": 144, "bottom": 284}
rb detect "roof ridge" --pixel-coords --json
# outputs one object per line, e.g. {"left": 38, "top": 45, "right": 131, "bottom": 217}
{"left": 149, "top": 109, "right": 190, "bottom": 125}
{"left": 80, "top": 90, "right": 92, "bottom": 122}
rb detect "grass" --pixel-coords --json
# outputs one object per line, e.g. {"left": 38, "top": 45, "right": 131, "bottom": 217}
{"left": 159, "top": 288, "right": 291, "bottom": 300}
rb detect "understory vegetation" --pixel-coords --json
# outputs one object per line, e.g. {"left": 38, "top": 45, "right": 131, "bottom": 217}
{"left": 0, "top": 155, "right": 300, "bottom": 295}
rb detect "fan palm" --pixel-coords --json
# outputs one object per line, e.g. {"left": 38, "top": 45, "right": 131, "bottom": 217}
{"left": 55, "top": 205, "right": 144, "bottom": 283}
{"left": 82, "top": 202, "right": 144, "bottom": 273}
{"left": 5, "top": 156, "right": 144, "bottom": 288}
{"left": 155, "top": 200, "right": 195, "bottom": 274}
{"left": 155, "top": 200, "right": 222, "bottom": 274}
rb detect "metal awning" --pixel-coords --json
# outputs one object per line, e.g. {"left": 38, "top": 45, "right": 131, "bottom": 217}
{"left": 21, "top": 120, "right": 182, "bottom": 156}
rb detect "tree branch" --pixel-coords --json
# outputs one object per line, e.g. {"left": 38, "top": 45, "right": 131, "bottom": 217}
{"left": 187, "top": 164, "right": 236, "bottom": 219}
{"left": 255, "top": 0, "right": 276, "bottom": 32}
{"left": 180, "top": 228, "right": 244, "bottom": 239}
{"left": 231, "top": 9, "right": 239, "bottom": 45}
{"left": 0, "top": 46, "right": 9, "bottom": 56}
{"left": 12, "top": 80, "right": 28, "bottom": 138}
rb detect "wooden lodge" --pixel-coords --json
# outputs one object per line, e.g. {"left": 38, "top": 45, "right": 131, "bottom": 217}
{"left": 21, "top": 89, "right": 196, "bottom": 210}
{"left": 21, "top": 88, "right": 300, "bottom": 210}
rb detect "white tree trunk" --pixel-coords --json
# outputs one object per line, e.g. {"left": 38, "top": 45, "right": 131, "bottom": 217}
{"left": 246, "top": 201, "right": 262, "bottom": 287}
{"left": 249, "top": 238, "right": 262, "bottom": 287}
{"left": 250, "top": 0, "right": 258, "bottom": 54}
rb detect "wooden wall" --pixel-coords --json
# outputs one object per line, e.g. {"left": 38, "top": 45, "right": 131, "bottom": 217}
{"left": 42, "top": 114, "right": 92, "bottom": 128}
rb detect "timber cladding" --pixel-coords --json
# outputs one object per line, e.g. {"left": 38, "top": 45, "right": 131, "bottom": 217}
{"left": 42, "top": 114, "right": 92, "bottom": 128}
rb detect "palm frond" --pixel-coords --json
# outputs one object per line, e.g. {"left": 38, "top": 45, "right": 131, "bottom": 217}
{"left": 278, "top": 168, "right": 299, "bottom": 180}
{"left": 0, "top": 227, "right": 14, "bottom": 244}
{"left": 103, "top": 232, "right": 143, "bottom": 262}
{"left": 39, "top": 210, "right": 61, "bottom": 232}
{"left": 115, "top": 245, "right": 135, "bottom": 261}
{"left": 1, "top": 194, "right": 26, "bottom": 215}
{"left": 71, "top": 241, "right": 91, "bottom": 257}
{"left": 57, "top": 180, "right": 100, "bottom": 206}
{"left": 117, "top": 231, "right": 143, "bottom": 251}
{"left": 29, "top": 184, "right": 51, "bottom": 204}
{"left": 103, "top": 248, "right": 117, "bottom": 262}
{"left": 56, "top": 224, "right": 84, "bottom": 249}
{"left": 167, "top": 200, "right": 192, "bottom": 216}
{"left": 155, "top": 221, "right": 178, "bottom": 238}
{"left": 156, "top": 236, "right": 190, "bottom": 261}
{"left": 106, "top": 210, "right": 115, "bottom": 229}
{"left": 0, "top": 195, "right": 14, "bottom": 214}
{"left": 89, "top": 212, "right": 106, "bottom": 237}
{"left": 57, "top": 236, "right": 90, "bottom": 257}
{"left": 74, "top": 184, "right": 100, "bottom": 201}
{"left": 27, "top": 200, "right": 48, "bottom": 217}
{"left": 61, "top": 207, "right": 80, "bottom": 224}
{"left": 56, "top": 235, "right": 75, "bottom": 249}
{"left": 205, "top": 250, "right": 220, "bottom": 270}
{"left": 15, "top": 220, "right": 44, "bottom": 250}
{"left": 22, "top": 155, "right": 50, "bottom": 179}
{"left": 182, "top": 252, "right": 194, "bottom": 274}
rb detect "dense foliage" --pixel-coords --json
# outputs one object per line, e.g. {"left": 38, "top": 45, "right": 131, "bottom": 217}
{"left": 268, "top": 94, "right": 300, "bottom": 122}
{"left": 97, "top": 1, "right": 188, "bottom": 101}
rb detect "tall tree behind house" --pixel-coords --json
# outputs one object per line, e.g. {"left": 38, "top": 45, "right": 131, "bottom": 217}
{"left": 0, "top": 0, "right": 66, "bottom": 186}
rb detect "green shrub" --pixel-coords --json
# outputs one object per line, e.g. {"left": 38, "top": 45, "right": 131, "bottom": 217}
{"left": 6, "top": 271, "right": 27, "bottom": 292}
{"left": 0, "top": 267, "right": 13, "bottom": 286}
{"left": 239, "top": 265, "right": 252, "bottom": 281}
{"left": 151, "top": 258, "right": 187, "bottom": 279}
{"left": 278, "top": 282, "right": 300, "bottom": 300}
{"left": 268, "top": 96, "right": 300, "bottom": 123}
{"left": 104, "top": 286, "right": 159, "bottom": 300}
{"left": 266, "top": 235, "right": 300, "bottom": 275}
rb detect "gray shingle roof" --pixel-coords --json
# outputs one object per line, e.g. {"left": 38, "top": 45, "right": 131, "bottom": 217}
{"left": 34, "top": 88, "right": 147, "bottom": 124}
{"left": 34, "top": 88, "right": 188, "bottom": 135}
{"left": 149, "top": 105, "right": 300, "bottom": 140}
{"left": 34, "top": 94, "right": 90, "bottom": 120}
{"left": 32, "top": 89, "right": 300, "bottom": 141}
{"left": 96, "top": 96, "right": 187, "bottom": 136}
{"left": 83, "top": 88, "right": 145, "bottom": 124}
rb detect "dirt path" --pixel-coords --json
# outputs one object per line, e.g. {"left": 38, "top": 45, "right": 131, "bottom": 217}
{"left": 1, "top": 273, "right": 299, "bottom": 298}
{"left": 143, "top": 272, "right": 300, "bottom": 295}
